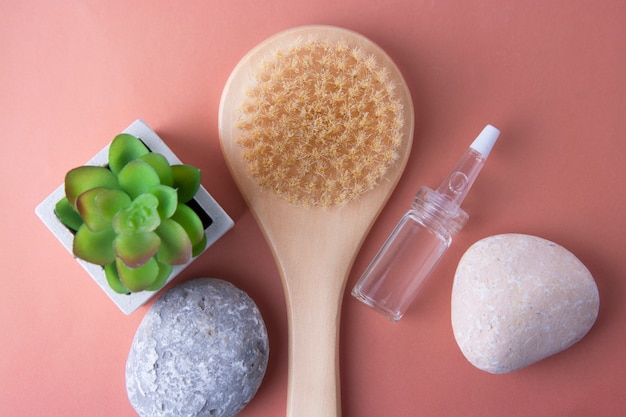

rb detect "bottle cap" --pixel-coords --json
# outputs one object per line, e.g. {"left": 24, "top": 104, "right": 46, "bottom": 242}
{"left": 470, "top": 124, "right": 500, "bottom": 157}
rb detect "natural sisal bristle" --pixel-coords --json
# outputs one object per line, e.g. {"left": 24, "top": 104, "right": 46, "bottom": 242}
{"left": 236, "top": 37, "right": 404, "bottom": 207}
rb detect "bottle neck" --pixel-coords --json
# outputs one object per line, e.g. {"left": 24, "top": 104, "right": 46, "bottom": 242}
{"left": 411, "top": 186, "right": 469, "bottom": 236}
{"left": 435, "top": 148, "right": 487, "bottom": 207}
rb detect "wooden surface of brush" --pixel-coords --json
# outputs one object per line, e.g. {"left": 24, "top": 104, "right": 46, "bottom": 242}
{"left": 219, "top": 25, "right": 414, "bottom": 417}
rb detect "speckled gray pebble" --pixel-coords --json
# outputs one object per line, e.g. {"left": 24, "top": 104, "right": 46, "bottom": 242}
{"left": 451, "top": 234, "right": 599, "bottom": 374}
{"left": 126, "top": 278, "right": 269, "bottom": 417}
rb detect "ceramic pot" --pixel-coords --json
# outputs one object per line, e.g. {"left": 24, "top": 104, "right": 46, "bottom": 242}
{"left": 36, "top": 119, "right": 234, "bottom": 314}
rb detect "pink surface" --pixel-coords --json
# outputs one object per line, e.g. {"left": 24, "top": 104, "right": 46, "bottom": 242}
{"left": 1, "top": 1, "right": 625, "bottom": 416}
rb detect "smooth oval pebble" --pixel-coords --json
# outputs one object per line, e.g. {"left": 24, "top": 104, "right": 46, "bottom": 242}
{"left": 451, "top": 234, "right": 599, "bottom": 374}
{"left": 126, "top": 278, "right": 269, "bottom": 417}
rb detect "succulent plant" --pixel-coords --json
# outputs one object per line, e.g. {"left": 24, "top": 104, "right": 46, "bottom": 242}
{"left": 54, "top": 133, "right": 208, "bottom": 294}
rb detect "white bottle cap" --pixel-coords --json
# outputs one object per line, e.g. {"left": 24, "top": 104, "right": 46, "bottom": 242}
{"left": 470, "top": 124, "right": 500, "bottom": 157}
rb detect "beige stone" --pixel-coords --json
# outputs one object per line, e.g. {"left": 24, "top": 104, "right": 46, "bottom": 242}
{"left": 451, "top": 234, "right": 599, "bottom": 374}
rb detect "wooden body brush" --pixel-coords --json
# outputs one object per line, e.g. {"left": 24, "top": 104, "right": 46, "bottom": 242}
{"left": 219, "top": 26, "right": 414, "bottom": 416}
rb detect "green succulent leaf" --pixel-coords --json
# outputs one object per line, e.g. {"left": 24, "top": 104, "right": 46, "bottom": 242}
{"left": 144, "top": 261, "right": 173, "bottom": 291}
{"left": 117, "top": 256, "right": 160, "bottom": 292}
{"left": 76, "top": 187, "right": 112, "bottom": 232}
{"left": 171, "top": 204, "right": 204, "bottom": 245}
{"left": 155, "top": 218, "right": 192, "bottom": 265}
{"left": 112, "top": 193, "right": 161, "bottom": 235}
{"left": 117, "top": 159, "right": 161, "bottom": 199}
{"left": 114, "top": 232, "right": 161, "bottom": 268}
{"left": 192, "top": 233, "right": 208, "bottom": 258}
{"left": 140, "top": 153, "right": 174, "bottom": 187}
{"left": 65, "top": 166, "right": 119, "bottom": 209}
{"left": 73, "top": 224, "right": 116, "bottom": 266}
{"left": 171, "top": 164, "right": 201, "bottom": 203}
{"left": 108, "top": 133, "right": 150, "bottom": 175}
{"left": 94, "top": 189, "right": 132, "bottom": 222}
{"left": 104, "top": 262, "right": 130, "bottom": 294}
{"left": 150, "top": 185, "right": 178, "bottom": 219}
{"left": 54, "top": 197, "right": 84, "bottom": 232}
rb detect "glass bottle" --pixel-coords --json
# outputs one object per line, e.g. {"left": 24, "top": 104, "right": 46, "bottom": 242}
{"left": 352, "top": 125, "right": 500, "bottom": 322}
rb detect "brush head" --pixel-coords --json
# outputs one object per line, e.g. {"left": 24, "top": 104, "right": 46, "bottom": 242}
{"left": 235, "top": 31, "right": 407, "bottom": 207}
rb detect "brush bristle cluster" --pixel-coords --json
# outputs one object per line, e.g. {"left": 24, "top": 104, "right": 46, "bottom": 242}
{"left": 236, "top": 37, "right": 404, "bottom": 207}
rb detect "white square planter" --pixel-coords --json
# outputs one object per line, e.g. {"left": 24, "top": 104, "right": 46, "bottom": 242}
{"left": 35, "top": 119, "right": 234, "bottom": 314}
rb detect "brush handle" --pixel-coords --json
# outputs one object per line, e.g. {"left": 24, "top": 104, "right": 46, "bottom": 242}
{"left": 252, "top": 195, "right": 379, "bottom": 417}
{"left": 280, "top": 246, "right": 350, "bottom": 417}
{"left": 254, "top": 194, "right": 397, "bottom": 417}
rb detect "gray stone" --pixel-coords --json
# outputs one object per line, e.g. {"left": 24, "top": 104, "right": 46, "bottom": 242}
{"left": 126, "top": 278, "right": 269, "bottom": 417}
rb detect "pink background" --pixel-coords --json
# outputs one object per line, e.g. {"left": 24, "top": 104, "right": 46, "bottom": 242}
{"left": 2, "top": 1, "right": 625, "bottom": 416}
